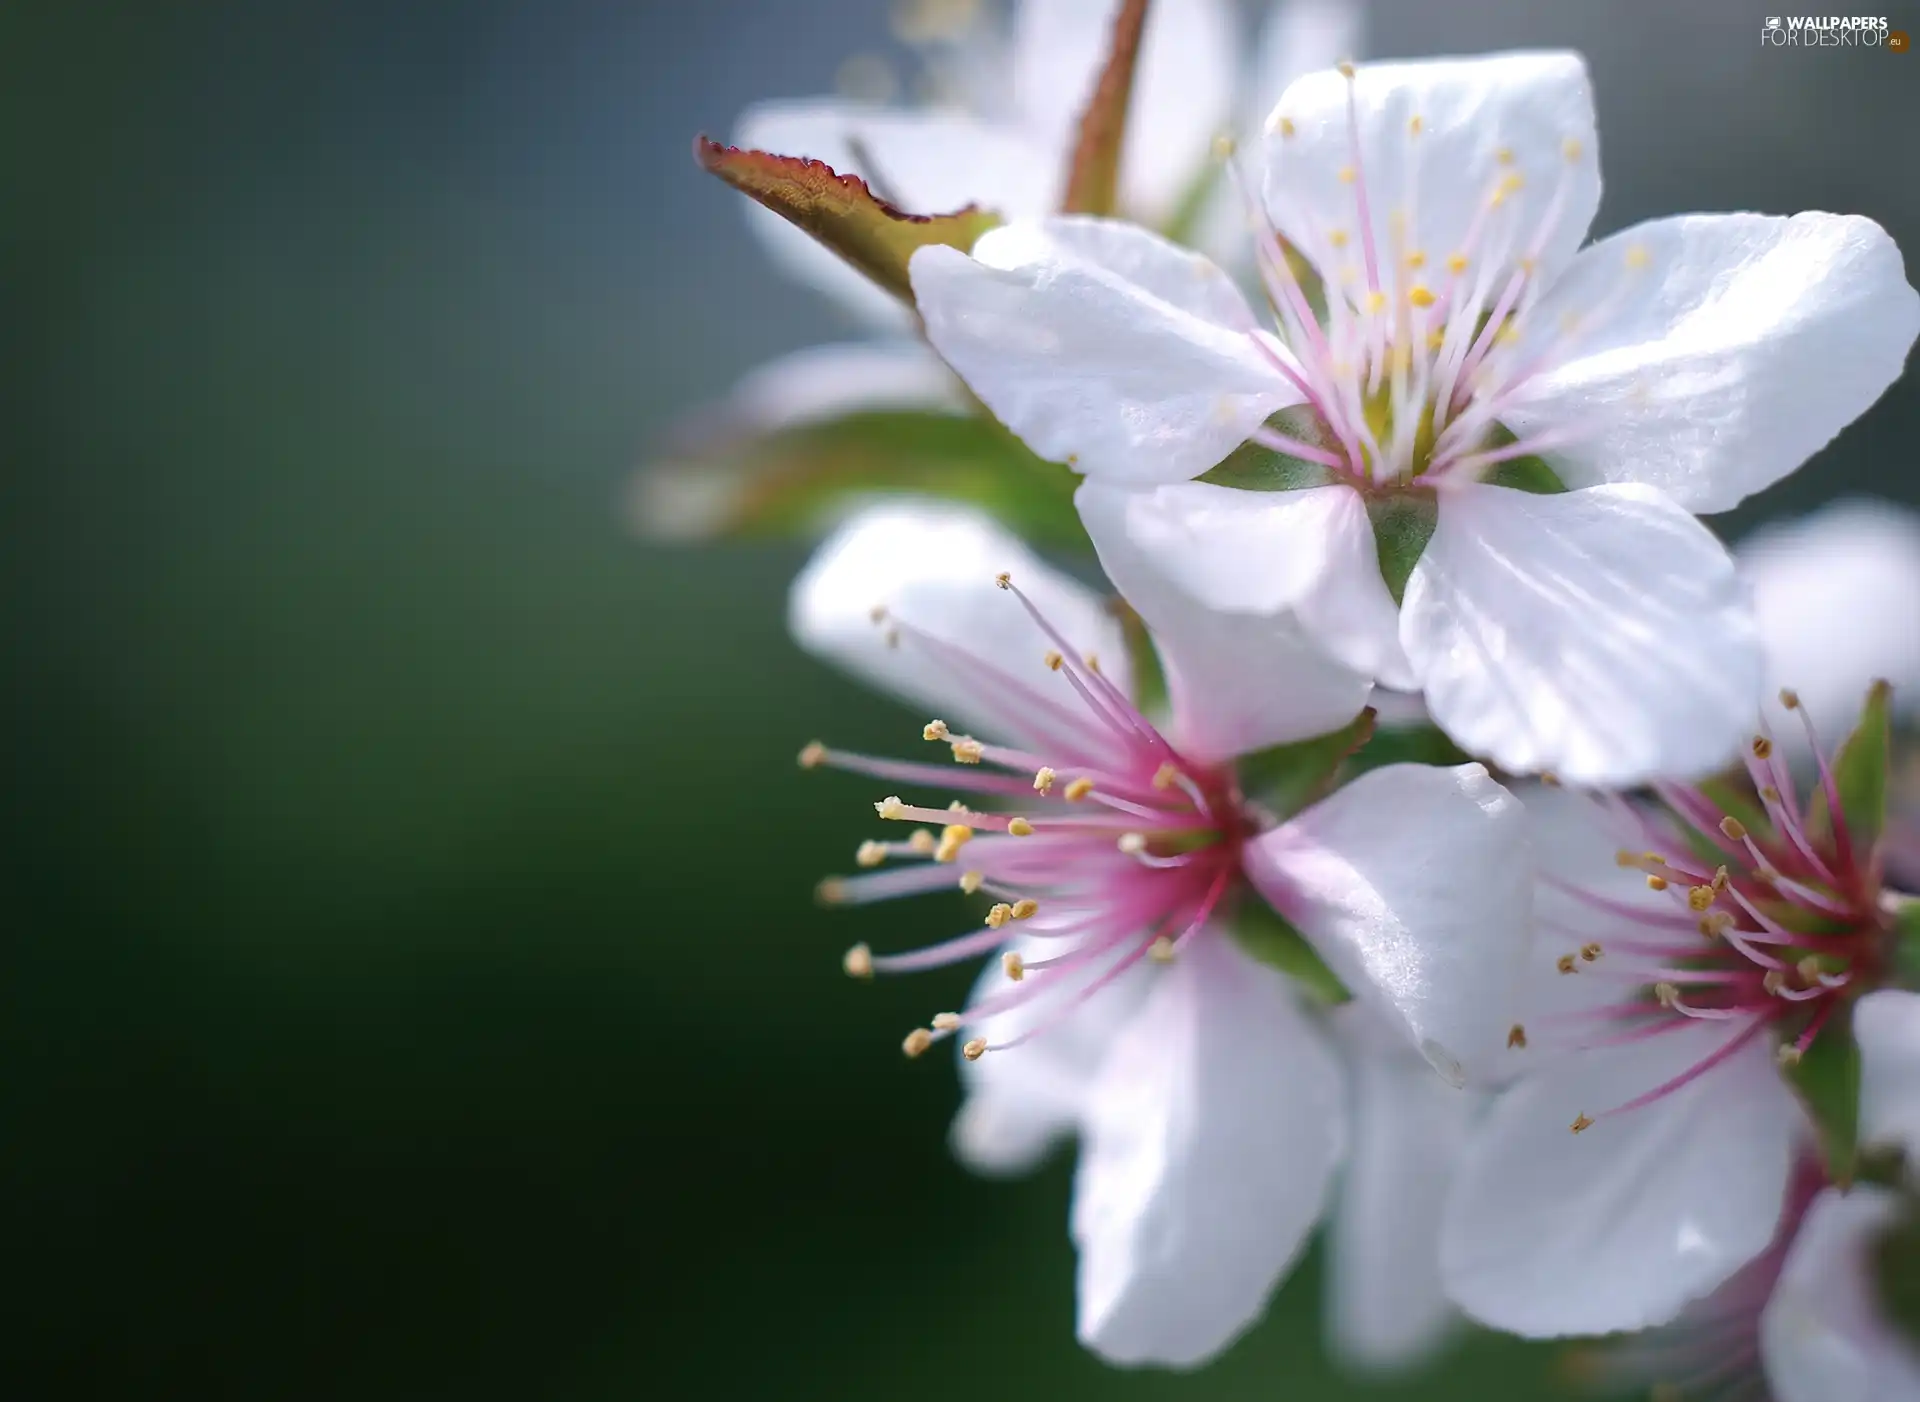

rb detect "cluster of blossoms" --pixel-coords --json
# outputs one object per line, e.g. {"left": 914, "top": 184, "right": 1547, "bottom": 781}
{"left": 666, "top": 0, "right": 1920, "bottom": 1394}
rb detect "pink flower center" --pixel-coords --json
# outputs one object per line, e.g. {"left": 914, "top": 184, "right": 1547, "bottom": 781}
{"left": 803, "top": 576, "right": 1246, "bottom": 1062}
{"left": 1543, "top": 692, "right": 1893, "bottom": 1130}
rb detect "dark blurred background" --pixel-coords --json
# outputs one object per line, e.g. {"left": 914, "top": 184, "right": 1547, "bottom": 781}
{"left": 3, "top": 1, "right": 1916, "bottom": 1396}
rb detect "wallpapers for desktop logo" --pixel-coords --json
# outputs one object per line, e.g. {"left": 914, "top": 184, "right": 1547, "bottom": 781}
{"left": 1761, "top": 14, "right": 1904, "bottom": 46}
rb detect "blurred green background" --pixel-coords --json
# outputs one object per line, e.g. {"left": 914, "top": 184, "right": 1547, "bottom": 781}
{"left": 4, "top": 1, "right": 1917, "bottom": 1396}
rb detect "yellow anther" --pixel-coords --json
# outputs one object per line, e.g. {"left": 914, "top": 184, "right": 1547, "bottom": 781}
{"left": 994, "top": 572, "right": 1011, "bottom": 590}
{"left": 961, "top": 1038, "right": 988, "bottom": 1061}
{"left": 1426, "top": 328, "right": 1447, "bottom": 351}
{"left": 1496, "top": 146, "right": 1515, "bottom": 166}
{"left": 932, "top": 1012, "right": 961, "bottom": 1032}
{"left": 907, "top": 828, "right": 936, "bottom": 855}
{"left": 1763, "top": 969, "right": 1788, "bottom": 996}
{"left": 1408, "top": 284, "right": 1436, "bottom": 308}
{"left": 922, "top": 719, "right": 950, "bottom": 741}
{"left": 1007, "top": 818, "right": 1034, "bottom": 837}
{"left": 935, "top": 823, "right": 974, "bottom": 863}
{"left": 1044, "top": 650, "right": 1064, "bottom": 671}
{"left": 985, "top": 903, "right": 1013, "bottom": 930}
{"left": 1446, "top": 252, "right": 1469, "bottom": 275}
{"left": 1615, "top": 849, "right": 1639, "bottom": 867}
{"left": 1338, "top": 164, "right": 1357, "bottom": 184}
{"left": 843, "top": 943, "right": 874, "bottom": 979}
{"left": 1409, "top": 114, "right": 1424, "bottom": 135}
{"left": 1751, "top": 735, "right": 1774, "bottom": 760}
{"left": 1491, "top": 172, "right": 1524, "bottom": 206}
{"left": 1571, "top": 1114, "right": 1594, "bottom": 1135}
{"left": 1033, "top": 766, "right": 1057, "bottom": 796}
{"left": 799, "top": 741, "right": 828, "bottom": 769}
{"left": 1646, "top": 874, "right": 1669, "bottom": 892}
{"left": 1211, "top": 132, "right": 1237, "bottom": 160}
{"left": 1000, "top": 951, "right": 1025, "bottom": 982}
{"left": 1327, "top": 228, "right": 1349, "bottom": 249}
{"left": 1507, "top": 1023, "right": 1528, "bottom": 1049}
{"left": 1654, "top": 981, "right": 1680, "bottom": 1008}
{"left": 856, "top": 841, "right": 887, "bottom": 869}
{"left": 1063, "top": 776, "right": 1095, "bottom": 802}
{"left": 1776, "top": 1044, "right": 1804, "bottom": 1068}
{"left": 1687, "top": 885, "right": 1715, "bottom": 912}
{"left": 1556, "top": 954, "right": 1578, "bottom": 974}
{"left": 951, "top": 738, "right": 985, "bottom": 764}
{"left": 1152, "top": 763, "right": 1181, "bottom": 790}
{"left": 1540, "top": 772, "right": 1563, "bottom": 787}
{"left": 1118, "top": 832, "right": 1148, "bottom": 855}
{"left": 1364, "top": 290, "right": 1387, "bottom": 315}
{"left": 1562, "top": 136, "right": 1583, "bottom": 162}
{"left": 876, "top": 796, "right": 907, "bottom": 820}
{"left": 1581, "top": 942, "right": 1603, "bottom": 963}
{"left": 1712, "top": 866, "right": 1730, "bottom": 892}
{"left": 1700, "top": 911, "right": 1734, "bottom": 939}
{"left": 1624, "top": 244, "right": 1650, "bottom": 270}
{"left": 1721, "top": 816, "right": 1748, "bottom": 841}
{"left": 1761, "top": 785, "right": 1781, "bottom": 804}
{"left": 958, "top": 870, "right": 983, "bottom": 894}
{"left": 1797, "top": 955, "right": 1823, "bottom": 984}
{"left": 1779, "top": 688, "right": 1802, "bottom": 710}
{"left": 816, "top": 877, "right": 849, "bottom": 905}
{"left": 1406, "top": 249, "right": 1427, "bottom": 269}
{"left": 947, "top": 800, "right": 968, "bottom": 812}
{"left": 902, "top": 1028, "right": 934, "bottom": 1058}
{"left": 1148, "top": 935, "right": 1177, "bottom": 963}
{"left": 1084, "top": 653, "right": 1101, "bottom": 675}
{"left": 1065, "top": 453, "right": 1080, "bottom": 467}
{"left": 1011, "top": 898, "right": 1039, "bottom": 921}
{"left": 1275, "top": 115, "right": 1296, "bottom": 138}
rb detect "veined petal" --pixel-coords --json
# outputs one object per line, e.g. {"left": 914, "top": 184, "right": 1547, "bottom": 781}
{"left": 1857, "top": 990, "right": 1920, "bottom": 1166}
{"left": 1264, "top": 52, "right": 1600, "bottom": 298}
{"left": 1324, "top": 1005, "right": 1468, "bottom": 1375}
{"left": 1072, "top": 931, "right": 1345, "bottom": 1368}
{"left": 911, "top": 217, "right": 1299, "bottom": 484}
{"left": 1505, "top": 213, "right": 1920, "bottom": 515}
{"left": 1441, "top": 1028, "right": 1800, "bottom": 1338}
{"left": 1760, "top": 1185, "right": 1920, "bottom": 1402}
{"left": 1011, "top": 0, "right": 1237, "bottom": 223}
{"left": 950, "top": 930, "right": 1154, "bottom": 1177}
{"left": 1740, "top": 499, "right": 1920, "bottom": 741}
{"left": 733, "top": 99, "right": 1057, "bottom": 326}
{"left": 1248, "top": 762, "right": 1532, "bottom": 1086}
{"left": 1404, "top": 482, "right": 1761, "bottom": 786}
{"left": 1076, "top": 479, "right": 1379, "bottom": 758}
{"left": 788, "top": 501, "right": 1127, "bottom": 740}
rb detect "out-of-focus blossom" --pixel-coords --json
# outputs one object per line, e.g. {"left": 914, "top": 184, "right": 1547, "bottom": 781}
{"left": 910, "top": 51, "right": 1920, "bottom": 785}
{"left": 789, "top": 500, "right": 1528, "bottom": 1366}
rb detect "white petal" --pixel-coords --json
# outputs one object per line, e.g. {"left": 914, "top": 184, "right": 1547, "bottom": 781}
{"left": 1010, "top": 0, "right": 1237, "bottom": 224}
{"left": 1075, "top": 479, "right": 1379, "bottom": 758}
{"left": 911, "top": 218, "right": 1298, "bottom": 484}
{"left": 1505, "top": 213, "right": 1920, "bottom": 514}
{"left": 1857, "top": 990, "right": 1920, "bottom": 1167}
{"left": 950, "top": 930, "right": 1154, "bottom": 1176}
{"left": 1324, "top": 1005, "right": 1468, "bottom": 1374}
{"left": 1741, "top": 499, "right": 1920, "bottom": 738}
{"left": 1248, "top": 762, "right": 1532, "bottom": 1086}
{"left": 1404, "top": 482, "right": 1761, "bottom": 786}
{"left": 1072, "top": 932, "right": 1345, "bottom": 1368}
{"left": 734, "top": 99, "right": 1058, "bottom": 327}
{"left": 1243, "top": 0, "right": 1367, "bottom": 134}
{"left": 1264, "top": 52, "right": 1599, "bottom": 298}
{"left": 1441, "top": 1028, "right": 1800, "bottom": 1337}
{"left": 725, "top": 340, "right": 965, "bottom": 431}
{"left": 1761, "top": 1185, "right": 1920, "bottom": 1402}
{"left": 788, "top": 501, "right": 1127, "bottom": 741}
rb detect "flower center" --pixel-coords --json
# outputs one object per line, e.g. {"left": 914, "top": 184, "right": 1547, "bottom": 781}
{"left": 1541, "top": 692, "right": 1894, "bottom": 1131}
{"left": 804, "top": 575, "right": 1247, "bottom": 1062}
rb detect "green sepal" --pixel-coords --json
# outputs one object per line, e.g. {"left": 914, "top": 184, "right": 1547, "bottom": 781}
{"left": 1108, "top": 596, "right": 1169, "bottom": 722}
{"left": 1785, "top": 1005, "right": 1862, "bottom": 1183}
{"left": 1475, "top": 425, "right": 1569, "bottom": 495}
{"left": 1366, "top": 490, "right": 1438, "bottom": 606}
{"left": 1196, "top": 408, "right": 1340, "bottom": 492}
{"left": 633, "top": 409, "right": 1085, "bottom": 546}
{"left": 1873, "top": 1206, "right": 1920, "bottom": 1348}
{"left": 1822, "top": 680, "right": 1894, "bottom": 853}
{"left": 1228, "top": 898, "right": 1350, "bottom": 1005}
{"left": 694, "top": 138, "right": 999, "bottom": 304}
{"left": 1892, "top": 893, "right": 1920, "bottom": 985}
{"left": 1346, "top": 721, "right": 1470, "bottom": 776}
{"left": 1234, "top": 709, "right": 1377, "bottom": 820}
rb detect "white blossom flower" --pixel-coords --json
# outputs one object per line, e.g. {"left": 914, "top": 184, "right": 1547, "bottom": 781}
{"left": 789, "top": 500, "right": 1529, "bottom": 1366}
{"left": 909, "top": 51, "right": 1920, "bottom": 785}
{"left": 1441, "top": 705, "right": 1896, "bottom": 1338}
